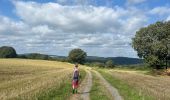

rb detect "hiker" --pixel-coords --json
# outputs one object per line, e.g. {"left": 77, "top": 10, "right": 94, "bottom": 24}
{"left": 72, "top": 64, "right": 80, "bottom": 94}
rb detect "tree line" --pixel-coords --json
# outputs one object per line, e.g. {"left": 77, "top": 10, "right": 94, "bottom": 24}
{"left": 0, "top": 46, "right": 115, "bottom": 68}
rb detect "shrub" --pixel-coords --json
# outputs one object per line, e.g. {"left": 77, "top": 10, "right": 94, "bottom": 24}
{"left": 106, "top": 60, "right": 115, "bottom": 68}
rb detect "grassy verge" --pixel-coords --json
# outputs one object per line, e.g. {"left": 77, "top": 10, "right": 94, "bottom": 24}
{"left": 36, "top": 69, "right": 86, "bottom": 100}
{"left": 98, "top": 69, "right": 154, "bottom": 100}
{"left": 115, "top": 64, "right": 151, "bottom": 71}
{"left": 90, "top": 72, "right": 111, "bottom": 100}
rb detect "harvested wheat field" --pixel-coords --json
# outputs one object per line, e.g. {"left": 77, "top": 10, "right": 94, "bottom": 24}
{"left": 0, "top": 59, "right": 77, "bottom": 100}
{"left": 108, "top": 69, "right": 170, "bottom": 100}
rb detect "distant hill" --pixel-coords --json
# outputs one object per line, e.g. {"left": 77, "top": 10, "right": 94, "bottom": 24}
{"left": 49, "top": 55, "right": 143, "bottom": 65}
{"left": 50, "top": 55, "right": 143, "bottom": 65}
{"left": 86, "top": 56, "right": 143, "bottom": 65}
{"left": 49, "top": 55, "right": 67, "bottom": 59}
{"left": 19, "top": 54, "right": 143, "bottom": 65}
{"left": 108, "top": 57, "right": 143, "bottom": 65}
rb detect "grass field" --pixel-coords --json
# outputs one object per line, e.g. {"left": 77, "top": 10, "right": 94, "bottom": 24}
{"left": 109, "top": 69, "right": 170, "bottom": 100}
{"left": 0, "top": 59, "right": 85, "bottom": 100}
{"left": 98, "top": 69, "right": 151, "bottom": 100}
{"left": 98, "top": 68, "right": 170, "bottom": 100}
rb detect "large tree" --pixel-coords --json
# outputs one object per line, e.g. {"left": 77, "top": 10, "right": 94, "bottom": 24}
{"left": 68, "top": 48, "right": 87, "bottom": 64}
{"left": 132, "top": 21, "right": 170, "bottom": 69}
{"left": 0, "top": 46, "right": 17, "bottom": 58}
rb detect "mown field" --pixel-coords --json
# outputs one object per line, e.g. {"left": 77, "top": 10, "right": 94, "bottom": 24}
{"left": 0, "top": 59, "right": 85, "bottom": 100}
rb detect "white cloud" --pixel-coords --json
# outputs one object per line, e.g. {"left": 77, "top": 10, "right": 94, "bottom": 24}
{"left": 0, "top": 1, "right": 149, "bottom": 57}
{"left": 166, "top": 16, "right": 170, "bottom": 21}
{"left": 149, "top": 6, "right": 170, "bottom": 16}
{"left": 31, "top": 25, "right": 54, "bottom": 35}
{"left": 14, "top": 1, "right": 127, "bottom": 33}
{"left": 13, "top": 1, "right": 146, "bottom": 34}
{"left": 0, "top": 15, "right": 29, "bottom": 36}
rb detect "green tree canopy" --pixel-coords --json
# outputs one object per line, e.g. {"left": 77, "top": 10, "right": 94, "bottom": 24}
{"left": 0, "top": 46, "right": 17, "bottom": 58}
{"left": 132, "top": 21, "right": 170, "bottom": 69}
{"left": 68, "top": 48, "right": 87, "bottom": 64}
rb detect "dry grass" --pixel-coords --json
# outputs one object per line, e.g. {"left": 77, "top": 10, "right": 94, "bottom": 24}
{"left": 0, "top": 59, "right": 75, "bottom": 100}
{"left": 108, "top": 69, "right": 170, "bottom": 100}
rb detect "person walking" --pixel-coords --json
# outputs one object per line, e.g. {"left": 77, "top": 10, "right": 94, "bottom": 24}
{"left": 72, "top": 64, "right": 80, "bottom": 94}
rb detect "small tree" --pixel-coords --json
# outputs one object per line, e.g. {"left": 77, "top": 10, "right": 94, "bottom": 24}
{"left": 106, "top": 60, "right": 115, "bottom": 68}
{"left": 68, "top": 48, "right": 87, "bottom": 64}
{"left": 0, "top": 46, "right": 17, "bottom": 58}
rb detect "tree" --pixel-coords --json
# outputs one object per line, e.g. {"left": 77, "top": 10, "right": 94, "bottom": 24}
{"left": 132, "top": 21, "right": 170, "bottom": 69}
{"left": 106, "top": 60, "right": 115, "bottom": 68}
{"left": 68, "top": 48, "right": 87, "bottom": 64}
{"left": 0, "top": 46, "right": 17, "bottom": 58}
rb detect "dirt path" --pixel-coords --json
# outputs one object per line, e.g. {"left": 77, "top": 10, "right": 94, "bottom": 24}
{"left": 69, "top": 68, "right": 123, "bottom": 100}
{"left": 69, "top": 69, "right": 92, "bottom": 100}
{"left": 93, "top": 70, "right": 123, "bottom": 100}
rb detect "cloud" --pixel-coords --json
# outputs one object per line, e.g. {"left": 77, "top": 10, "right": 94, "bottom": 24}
{"left": 57, "top": 0, "right": 91, "bottom": 5}
{"left": 56, "top": 0, "right": 113, "bottom": 7}
{"left": 0, "top": 0, "right": 149, "bottom": 57}
{"left": 0, "top": 15, "right": 30, "bottom": 37}
{"left": 14, "top": 1, "right": 126, "bottom": 34}
{"left": 149, "top": 6, "right": 170, "bottom": 22}
{"left": 13, "top": 1, "right": 146, "bottom": 34}
{"left": 166, "top": 16, "right": 170, "bottom": 21}
{"left": 127, "top": 0, "right": 146, "bottom": 4}
{"left": 149, "top": 6, "right": 170, "bottom": 16}
{"left": 31, "top": 25, "right": 54, "bottom": 35}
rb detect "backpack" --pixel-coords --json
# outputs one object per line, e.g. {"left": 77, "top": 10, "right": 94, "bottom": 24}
{"left": 73, "top": 70, "right": 79, "bottom": 79}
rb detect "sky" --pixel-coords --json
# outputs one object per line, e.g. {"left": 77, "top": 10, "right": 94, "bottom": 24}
{"left": 0, "top": 0, "right": 170, "bottom": 58}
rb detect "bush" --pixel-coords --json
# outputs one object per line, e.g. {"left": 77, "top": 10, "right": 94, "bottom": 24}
{"left": 105, "top": 60, "right": 115, "bottom": 68}
{"left": 0, "top": 46, "right": 17, "bottom": 58}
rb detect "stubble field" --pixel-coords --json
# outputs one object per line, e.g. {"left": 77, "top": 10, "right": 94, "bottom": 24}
{"left": 0, "top": 59, "right": 75, "bottom": 100}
